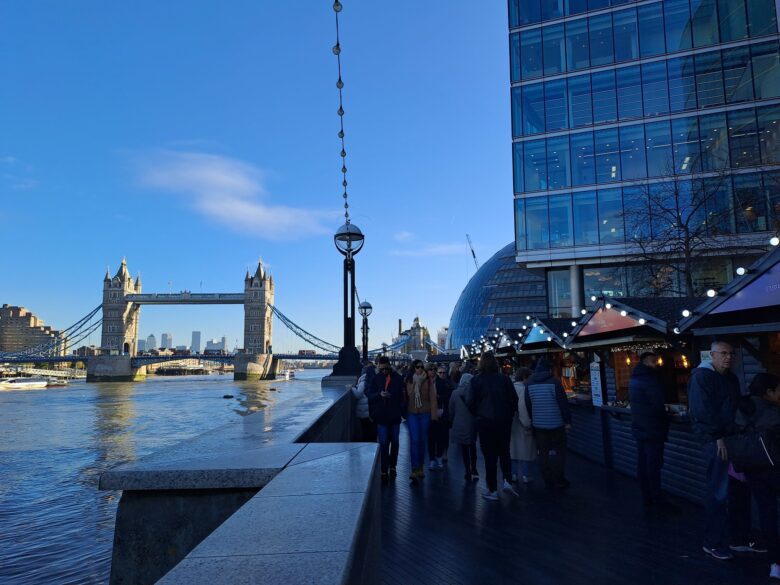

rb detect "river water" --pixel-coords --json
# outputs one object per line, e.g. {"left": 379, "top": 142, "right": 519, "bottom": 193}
{"left": 0, "top": 370, "right": 328, "bottom": 585}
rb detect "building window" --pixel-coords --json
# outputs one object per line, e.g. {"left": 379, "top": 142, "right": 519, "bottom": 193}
{"left": 544, "top": 79, "right": 568, "bottom": 131}
{"left": 758, "top": 104, "right": 780, "bottom": 163}
{"left": 589, "top": 13, "right": 614, "bottom": 67}
{"left": 728, "top": 108, "right": 760, "bottom": 168}
{"left": 619, "top": 124, "right": 647, "bottom": 180}
{"left": 571, "top": 132, "right": 595, "bottom": 186}
{"left": 705, "top": 175, "right": 736, "bottom": 234}
{"left": 522, "top": 83, "right": 545, "bottom": 135}
{"left": 566, "top": 18, "right": 590, "bottom": 71}
{"left": 514, "top": 198, "right": 527, "bottom": 251}
{"left": 524, "top": 139, "right": 547, "bottom": 192}
{"left": 510, "top": 33, "right": 521, "bottom": 82}
{"left": 613, "top": 7, "right": 639, "bottom": 62}
{"left": 747, "top": 0, "right": 778, "bottom": 37}
{"left": 547, "top": 135, "right": 571, "bottom": 189}
{"left": 646, "top": 120, "right": 673, "bottom": 177}
{"left": 672, "top": 116, "right": 701, "bottom": 173}
{"left": 667, "top": 56, "right": 697, "bottom": 112}
{"left": 752, "top": 42, "right": 780, "bottom": 99}
{"left": 584, "top": 265, "right": 627, "bottom": 298}
{"left": 594, "top": 128, "right": 620, "bottom": 183}
{"left": 598, "top": 188, "right": 624, "bottom": 243}
{"left": 699, "top": 112, "right": 730, "bottom": 170}
{"left": 733, "top": 173, "right": 767, "bottom": 231}
{"left": 664, "top": 0, "right": 693, "bottom": 52}
{"left": 638, "top": 3, "right": 665, "bottom": 57}
{"left": 520, "top": 28, "right": 543, "bottom": 79}
{"left": 695, "top": 52, "right": 726, "bottom": 108}
{"left": 549, "top": 193, "right": 573, "bottom": 247}
{"left": 547, "top": 269, "right": 572, "bottom": 317}
{"left": 691, "top": 0, "right": 721, "bottom": 47}
{"left": 616, "top": 66, "right": 643, "bottom": 120}
{"left": 573, "top": 191, "right": 599, "bottom": 245}
{"left": 568, "top": 74, "right": 592, "bottom": 127}
{"left": 642, "top": 61, "right": 670, "bottom": 116}
{"left": 723, "top": 46, "right": 754, "bottom": 103}
{"left": 513, "top": 142, "right": 524, "bottom": 193}
{"left": 591, "top": 70, "right": 617, "bottom": 123}
{"left": 543, "top": 23, "right": 565, "bottom": 76}
{"left": 719, "top": 0, "right": 748, "bottom": 41}
{"left": 526, "top": 197, "right": 550, "bottom": 249}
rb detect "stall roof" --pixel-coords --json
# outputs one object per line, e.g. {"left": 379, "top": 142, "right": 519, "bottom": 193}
{"left": 679, "top": 244, "right": 780, "bottom": 335}
{"left": 520, "top": 317, "right": 571, "bottom": 350}
{"left": 566, "top": 296, "right": 700, "bottom": 348}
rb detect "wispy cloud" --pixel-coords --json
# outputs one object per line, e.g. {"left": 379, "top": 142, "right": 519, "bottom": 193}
{"left": 393, "top": 231, "right": 413, "bottom": 242}
{"left": 1, "top": 156, "right": 38, "bottom": 190}
{"left": 1, "top": 156, "right": 17, "bottom": 165}
{"left": 389, "top": 243, "right": 469, "bottom": 257}
{"left": 133, "top": 150, "right": 337, "bottom": 240}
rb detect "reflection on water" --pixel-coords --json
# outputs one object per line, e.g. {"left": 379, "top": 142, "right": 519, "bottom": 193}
{"left": 0, "top": 370, "right": 326, "bottom": 585}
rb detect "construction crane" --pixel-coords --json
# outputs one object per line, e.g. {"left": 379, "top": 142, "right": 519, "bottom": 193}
{"left": 466, "top": 234, "right": 479, "bottom": 270}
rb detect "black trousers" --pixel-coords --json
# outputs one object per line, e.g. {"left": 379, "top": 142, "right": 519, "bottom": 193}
{"left": 478, "top": 419, "right": 512, "bottom": 492}
{"left": 461, "top": 444, "right": 478, "bottom": 476}
{"left": 635, "top": 438, "right": 665, "bottom": 503}
{"left": 535, "top": 427, "right": 567, "bottom": 485}
{"left": 749, "top": 470, "right": 780, "bottom": 563}
{"left": 428, "top": 419, "right": 449, "bottom": 460}
{"left": 359, "top": 417, "right": 377, "bottom": 443}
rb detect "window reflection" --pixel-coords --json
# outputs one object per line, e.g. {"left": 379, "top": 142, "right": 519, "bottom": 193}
{"left": 598, "top": 188, "right": 624, "bottom": 243}
{"left": 549, "top": 193, "right": 574, "bottom": 247}
{"left": 526, "top": 197, "right": 550, "bottom": 249}
{"left": 664, "top": 0, "right": 693, "bottom": 52}
{"left": 592, "top": 70, "right": 617, "bottom": 123}
{"left": 691, "top": 0, "right": 721, "bottom": 47}
{"left": 728, "top": 108, "right": 760, "bottom": 168}
{"left": 573, "top": 191, "right": 599, "bottom": 245}
{"left": 584, "top": 266, "right": 627, "bottom": 298}
{"left": 723, "top": 46, "right": 754, "bottom": 103}
{"left": 638, "top": 3, "right": 665, "bottom": 57}
{"left": 733, "top": 173, "right": 767, "bottom": 232}
{"left": 547, "top": 135, "right": 571, "bottom": 189}
{"left": 641, "top": 61, "right": 670, "bottom": 116}
{"left": 616, "top": 66, "right": 643, "bottom": 120}
{"left": 544, "top": 79, "right": 568, "bottom": 131}
{"left": 566, "top": 19, "right": 590, "bottom": 71}
{"left": 619, "top": 124, "right": 647, "bottom": 179}
{"left": 524, "top": 139, "right": 547, "bottom": 192}
{"left": 515, "top": 198, "right": 527, "bottom": 250}
{"left": 543, "top": 24, "right": 566, "bottom": 76}
{"left": 595, "top": 128, "right": 621, "bottom": 183}
{"left": 613, "top": 8, "right": 639, "bottom": 62}
{"left": 752, "top": 42, "right": 780, "bottom": 99}
{"left": 645, "top": 120, "right": 673, "bottom": 177}
{"left": 757, "top": 104, "right": 780, "bottom": 164}
{"left": 589, "top": 13, "right": 614, "bottom": 67}
{"left": 571, "top": 132, "right": 596, "bottom": 186}
{"left": 695, "top": 52, "right": 726, "bottom": 107}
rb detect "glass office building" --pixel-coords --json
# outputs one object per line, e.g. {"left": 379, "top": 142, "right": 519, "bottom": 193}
{"left": 509, "top": 0, "right": 780, "bottom": 316}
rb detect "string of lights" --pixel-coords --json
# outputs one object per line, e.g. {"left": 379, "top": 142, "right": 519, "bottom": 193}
{"left": 332, "top": 0, "right": 350, "bottom": 224}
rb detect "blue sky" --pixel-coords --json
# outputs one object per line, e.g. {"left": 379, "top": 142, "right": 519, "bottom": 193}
{"left": 0, "top": 1, "right": 513, "bottom": 352}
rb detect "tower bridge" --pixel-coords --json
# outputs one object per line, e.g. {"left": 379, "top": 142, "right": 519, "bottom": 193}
{"left": 94, "top": 258, "right": 276, "bottom": 381}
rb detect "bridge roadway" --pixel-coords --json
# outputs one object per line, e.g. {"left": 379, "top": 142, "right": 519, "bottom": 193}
{"left": 125, "top": 293, "right": 244, "bottom": 305}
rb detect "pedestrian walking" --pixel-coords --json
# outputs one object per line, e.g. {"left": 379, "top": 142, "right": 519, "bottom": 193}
{"left": 450, "top": 372, "right": 479, "bottom": 482}
{"left": 448, "top": 361, "right": 462, "bottom": 387}
{"left": 734, "top": 373, "right": 780, "bottom": 578}
{"left": 352, "top": 362, "right": 377, "bottom": 442}
{"left": 428, "top": 366, "right": 453, "bottom": 470}
{"left": 367, "top": 356, "right": 404, "bottom": 481}
{"left": 405, "top": 360, "right": 438, "bottom": 484}
{"left": 467, "top": 352, "right": 518, "bottom": 501}
{"left": 525, "top": 357, "right": 571, "bottom": 490}
{"left": 628, "top": 351, "right": 677, "bottom": 511}
{"left": 510, "top": 366, "right": 536, "bottom": 484}
{"left": 688, "top": 340, "right": 742, "bottom": 560}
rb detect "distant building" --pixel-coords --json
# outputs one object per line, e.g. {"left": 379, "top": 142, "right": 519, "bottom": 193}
{"left": 175, "top": 345, "right": 189, "bottom": 351}
{"left": 161, "top": 333, "right": 173, "bottom": 349}
{"left": 298, "top": 349, "right": 317, "bottom": 356}
{"left": 191, "top": 331, "right": 202, "bottom": 354}
{"left": 437, "top": 327, "right": 448, "bottom": 349}
{"left": 0, "top": 305, "right": 68, "bottom": 356}
{"left": 146, "top": 334, "right": 157, "bottom": 351}
{"left": 137, "top": 339, "right": 147, "bottom": 352}
{"left": 394, "top": 317, "right": 432, "bottom": 355}
{"left": 75, "top": 345, "right": 100, "bottom": 357}
{"left": 205, "top": 338, "right": 226, "bottom": 352}
{"left": 221, "top": 336, "right": 228, "bottom": 352}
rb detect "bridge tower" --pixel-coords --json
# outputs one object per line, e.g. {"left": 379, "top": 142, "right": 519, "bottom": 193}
{"left": 101, "top": 259, "right": 142, "bottom": 356}
{"left": 243, "top": 261, "right": 274, "bottom": 353}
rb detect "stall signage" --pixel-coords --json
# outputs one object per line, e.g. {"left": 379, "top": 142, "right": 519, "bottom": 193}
{"left": 576, "top": 308, "right": 639, "bottom": 338}
{"left": 711, "top": 261, "right": 780, "bottom": 314}
{"left": 590, "top": 361, "right": 604, "bottom": 407}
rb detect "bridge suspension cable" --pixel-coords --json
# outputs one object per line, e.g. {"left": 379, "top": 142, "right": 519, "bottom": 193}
{"left": 0, "top": 304, "right": 103, "bottom": 359}
{"left": 268, "top": 304, "right": 341, "bottom": 354}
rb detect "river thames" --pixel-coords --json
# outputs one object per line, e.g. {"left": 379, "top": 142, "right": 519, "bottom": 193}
{"left": 0, "top": 370, "right": 329, "bottom": 585}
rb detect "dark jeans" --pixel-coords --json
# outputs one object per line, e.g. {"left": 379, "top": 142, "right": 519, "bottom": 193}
{"left": 703, "top": 441, "right": 730, "bottom": 549}
{"left": 749, "top": 470, "right": 780, "bottom": 563}
{"left": 376, "top": 424, "right": 400, "bottom": 474}
{"left": 635, "top": 438, "right": 665, "bottom": 503}
{"left": 461, "top": 443, "right": 477, "bottom": 476}
{"left": 478, "top": 419, "right": 512, "bottom": 492}
{"left": 359, "top": 417, "right": 377, "bottom": 443}
{"left": 535, "top": 427, "right": 567, "bottom": 485}
{"left": 428, "top": 418, "right": 449, "bottom": 460}
{"left": 728, "top": 476, "right": 752, "bottom": 546}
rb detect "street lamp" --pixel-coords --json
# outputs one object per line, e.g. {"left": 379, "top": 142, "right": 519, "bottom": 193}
{"left": 330, "top": 222, "right": 364, "bottom": 377}
{"left": 359, "top": 301, "right": 372, "bottom": 363}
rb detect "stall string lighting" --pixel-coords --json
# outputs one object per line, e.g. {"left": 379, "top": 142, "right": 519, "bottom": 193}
{"left": 610, "top": 342, "right": 672, "bottom": 353}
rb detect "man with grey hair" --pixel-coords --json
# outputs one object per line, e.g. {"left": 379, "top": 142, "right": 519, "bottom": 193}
{"left": 688, "top": 340, "right": 742, "bottom": 560}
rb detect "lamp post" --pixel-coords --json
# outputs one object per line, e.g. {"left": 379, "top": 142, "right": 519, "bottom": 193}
{"left": 330, "top": 222, "right": 364, "bottom": 377}
{"left": 359, "top": 301, "right": 372, "bottom": 363}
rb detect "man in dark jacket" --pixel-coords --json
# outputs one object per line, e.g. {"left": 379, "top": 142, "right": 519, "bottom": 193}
{"left": 367, "top": 356, "right": 405, "bottom": 480}
{"left": 688, "top": 341, "right": 742, "bottom": 560}
{"left": 428, "top": 367, "right": 454, "bottom": 469}
{"left": 466, "top": 352, "right": 519, "bottom": 500}
{"left": 525, "top": 357, "right": 571, "bottom": 489}
{"left": 629, "top": 352, "right": 674, "bottom": 508}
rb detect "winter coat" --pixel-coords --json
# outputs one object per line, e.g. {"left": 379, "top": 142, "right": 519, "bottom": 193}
{"left": 466, "top": 372, "right": 518, "bottom": 423}
{"left": 736, "top": 395, "right": 780, "bottom": 433}
{"left": 367, "top": 370, "right": 405, "bottom": 426}
{"left": 405, "top": 376, "right": 438, "bottom": 419}
{"left": 628, "top": 362, "right": 669, "bottom": 442}
{"left": 688, "top": 362, "right": 741, "bottom": 443}
{"left": 525, "top": 364, "right": 571, "bottom": 429}
{"left": 510, "top": 381, "right": 536, "bottom": 461}
{"left": 449, "top": 373, "right": 477, "bottom": 445}
{"left": 351, "top": 373, "right": 370, "bottom": 419}
{"left": 435, "top": 376, "right": 454, "bottom": 419}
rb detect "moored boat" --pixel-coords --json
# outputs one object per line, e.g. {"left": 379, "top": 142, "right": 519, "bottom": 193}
{"left": 0, "top": 377, "right": 50, "bottom": 390}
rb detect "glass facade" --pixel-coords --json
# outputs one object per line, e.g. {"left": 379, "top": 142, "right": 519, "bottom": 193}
{"left": 510, "top": 0, "right": 780, "bottom": 254}
{"left": 446, "top": 243, "right": 547, "bottom": 349}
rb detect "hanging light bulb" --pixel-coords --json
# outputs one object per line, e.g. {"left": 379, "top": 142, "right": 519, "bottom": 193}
{"left": 547, "top": 336, "right": 552, "bottom": 342}
{"left": 620, "top": 310, "right": 628, "bottom": 317}
{"left": 682, "top": 309, "right": 691, "bottom": 318}
{"left": 571, "top": 321, "right": 577, "bottom": 327}
{"left": 706, "top": 289, "right": 717, "bottom": 298}
{"left": 563, "top": 332, "right": 569, "bottom": 338}
{"left": 590, "top": 295, "right": 597, "bottom": 302}
{"left": 581, "top": 309, "right": 587, "bottom": 315}
{"left": 638, "top": 318, "right": 646, "bottom": 325}
{"left": 605, "top": 303, "right": 612, "bottom": 309}
{"left": 736, "top": 267, "right": 746, "bottom": 276}
{"left": 771, "top": 236, "right": 779, "bottom": 246}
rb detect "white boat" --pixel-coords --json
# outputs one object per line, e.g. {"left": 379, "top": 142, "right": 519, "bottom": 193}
{"left": 278, "top": 369, "right": 295, "bottom": 380}
{"left": 46, "top": 378, "right": 69, "bottom": 388}
{"left": 0, "top": 377, "right": 50, "bottom": 390}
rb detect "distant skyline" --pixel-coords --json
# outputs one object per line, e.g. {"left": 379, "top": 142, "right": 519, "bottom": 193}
{"left": 0, "top": 2, "right": 513, "bottom": 352}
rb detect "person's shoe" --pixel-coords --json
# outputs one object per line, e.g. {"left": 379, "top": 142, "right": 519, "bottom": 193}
{"left": 522, "top": 475, "right": 533, "bottom": 484}
{"left": 470, "top": 473, "right": 480, "bottom": 482}
{"left": 502, "top": 480, "right": 519, "bottom": 496}
{"left": 481, "top": 490, "right": 499, "bottom": 501}
{"left": 770, "top": 562, "right": 780, "bottom": 580}
{"left": 703, "top": 546, "right": 734, "bottom": 560}
{"left": 730, "top": 542, "right": 767, "bottom": 554}
{"left": 388, "top": 467, "right": 397, "bottom": 478}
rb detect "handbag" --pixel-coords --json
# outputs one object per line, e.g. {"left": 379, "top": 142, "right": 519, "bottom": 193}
{"left": 724, "top": 429, "right": 776, "bottom": 471}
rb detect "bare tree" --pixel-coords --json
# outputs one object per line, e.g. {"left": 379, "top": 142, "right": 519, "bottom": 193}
{"left": 621, "top": 160, "right": 769, "bottom": 297}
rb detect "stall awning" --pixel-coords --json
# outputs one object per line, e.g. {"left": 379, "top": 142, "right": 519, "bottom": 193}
{"left": 680, "top": 245, "right": 780, "bottom": 335}
{"left": 517, "top": 317, "right": 572, "bottom": 353}
{"left": 566, "top": 297, "right": 699, "bottom": 349}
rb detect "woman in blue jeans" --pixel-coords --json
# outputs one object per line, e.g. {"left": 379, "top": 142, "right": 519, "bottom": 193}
{"left": 404, "top": 360, "right": 438, "bottom": 484}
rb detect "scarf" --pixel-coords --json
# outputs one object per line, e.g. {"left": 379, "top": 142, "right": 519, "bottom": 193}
{"left": 412, "top": 372, "right": 425, "bottom": 409}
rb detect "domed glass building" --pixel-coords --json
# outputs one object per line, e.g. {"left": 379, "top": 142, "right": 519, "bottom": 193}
{"left": 446, "top": 242, "right": 547, "bottom": 349}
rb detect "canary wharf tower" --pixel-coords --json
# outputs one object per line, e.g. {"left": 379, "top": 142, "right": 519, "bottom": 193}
{"left": 509, "top": 0, "right": 780, "bottom": 316}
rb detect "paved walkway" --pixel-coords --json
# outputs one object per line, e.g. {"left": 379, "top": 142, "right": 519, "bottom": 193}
{"left": 380, "top": 425, "right": 770, "bottom": 585}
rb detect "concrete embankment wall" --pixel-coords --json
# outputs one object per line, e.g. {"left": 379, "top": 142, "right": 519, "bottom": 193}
{"left": 100, "top": 384, "right": 379, "bottom": 585}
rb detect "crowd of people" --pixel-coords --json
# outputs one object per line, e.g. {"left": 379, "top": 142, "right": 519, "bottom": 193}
{"left": 352, "top": 342, "right": 780, "bottom": 580}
